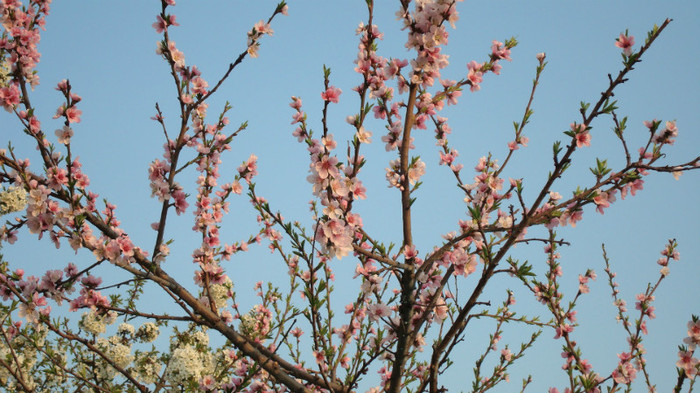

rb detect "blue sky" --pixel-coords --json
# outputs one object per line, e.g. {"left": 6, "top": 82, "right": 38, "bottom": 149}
{"left": 3, "top": 1, "right": 700, "bottom": 391}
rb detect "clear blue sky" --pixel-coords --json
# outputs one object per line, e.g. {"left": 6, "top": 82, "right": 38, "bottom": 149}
{"left": 3, "top": 1, "right": 699, "bottom": 391}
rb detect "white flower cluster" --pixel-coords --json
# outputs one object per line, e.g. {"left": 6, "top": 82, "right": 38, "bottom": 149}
{"left": 0, "top": 186, "right": 27, "bottom": 216}
{"left": 164, "top": 343, "right": 214, "bottom": 386}
{"left": 239, "top": 312, "right": 257, "bottom": 337}
{"left": 163, "top": 328, "right": 214, "bottom": 387}
{"left": 117, "top": 322, "right": 135, "bottom": 337}
{"left": 207, "top": 277, "right": 233, "bottom": 311}
{"left": 136, "top": 322, "right": 160, "bottom": 343}
{"left": 93, "top": 336, "right": 134, "bottom": 380}
{"left": 164, "top": 345, "right": 202, "bottom": 385}
{"left": 191, "top": 330, "right": 209, "bottom": 347}
{"left": 0, "top": 59, "right": 11, "bottom": 86}
{"left": 79, "top": 310, "right": 117, "bottom": 335}
{"left": 133, "top": 351, "right": 162, "bottom": 384}
{"left": 0, "top": 325, "right": 47, "bottom": 390}
{"left": 239, "top": 305, "right": 271, "bottom": 341}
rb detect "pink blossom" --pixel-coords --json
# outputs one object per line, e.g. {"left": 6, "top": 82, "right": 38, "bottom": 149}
{"left": 566, "top": 208, "right": 583, "bottom": 227}
{"left": 191, "top": 76, "right": 208, "bottom": 95}
{"left": 615, "top": 33, "right": 635, "bottom": 55}
{"left": 289, "top": 96, "right": 302, "bottom": 110}
{"left": 152, "top": 14, "right": 179, "bottom": 33}
{"left": 254, "top": 20, "right": 273, "bottom": 36}
{"left": 578, "top": 275, "right": 590, "bottom": 293}
{"left": 55, "top": 126, "right": 73, "bottom": 144}
{"left": 356, "top": 126, "right": 372, "bottom": 144}
{"left": 291, "top": 111, "right": 305, "bottom": 124}
{"left": 439, "top": 150, "right": 458, "bottom": 166}
{"left": 433, "top": 296, "right": 448, "bottom": 321}
{"left": 653, "top": 120, "right": 678, "bottom": 145}
{"left": 593, "top": 190, "right": 616, "bottom": 214}
{"left": 372, "top": 105, "right": 387, "bottom": 119}
{"left": 407, "top": 159, "right": 426, "bottom": 184}
{"left": 237, "top": 154, "right": 258, "bottom": 182}
{"left": 199, "top": 375, "right": 216, "bottom": 390}
{"left": 368, "top": 303, "right": 391, "bottom": 321}
{"left": 440, "top": 79, "right": 461, "bottom": 105}
{"left": 172, "top": 189, "right": 188, "bottom": 214}
{"left": 47, "top": 167, "right": 68, "bottom": 190}
{"left": 403, "top": 245, "right": 417, "bottom": 260}
{"left": 553, "top": 323, "right": 573, "bottom": 339}
{"left": 55, "top": 80, "right": 69, "bottom": 92}
{"left": 677, "top": 350, "right": 699, "bottom": 378}
{"left": 635, "top": 293, "right": 656, "bottom": 319}
{"left": 65, "top": 106, "right": 82, "bottom": 123}
{"left": 291, "top": 327, "right": 303, "bottom": 338}
{"left": 313, "top": 350, "right": 326, "bottom": 367}
{"left": 501, "top": 348, "right": 512, "bottom": 361}
{"left": 491, "top": 40, "right": 512, "bottom": 61}
{"left": 314, "top": 155, "right": 339, "bottom": 179}
{"left": 684, "top": 320, "right": 700, "bottom": 350}
{"left": 321, "top": 86, "right": 342, "bottom": 103}
{"left": 27, "top": 115, "right": 41, "bottom": 134}
{"left": 621, "top": 179, "right": 644, "bottom": 199}
{"left": 571, "top": 123, "right": 590, "bottom": 147}
{"left": 0, "top": 85, "right": 21, "bottom": 111}
{"left": 466, "top": 61, "right": 483, "bottom": 92}
{"left": 612, "top": 352, "right": 637, "bottom": 384}
{"left": 321, "top": 134, "right": 337, "bottom": 150}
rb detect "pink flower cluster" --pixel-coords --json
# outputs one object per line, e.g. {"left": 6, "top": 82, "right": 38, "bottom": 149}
{"left": 647, "top": 119, "right": 678, "bottom": 145}
{"left": 0, "top": 259, "right": 117, "bottom": 327}
{"left": 440, "top": 240, "right": 478, "bottom": 277}
{"left": 152, "top": 13, "right": 179, "bottom": 34}
{"left": 385, "top": 157, "right": 425, "bottom": 190}
{"left": 288, "top": 97, "right": 367, "bottom": 259}
{"left": 677, "top": 318, "right": 700, "bottom": 378}
{"left": 611, "top": 351, "right": 637, "bottom": 384}
{"left": 399, "top": 1, "right": 455, "bottom": 89}
{"left": 246, "top": 20, "right": 275, "bottom": 58}
{"left": 53, "top": 79, "right": 82, "bottom": 123}
{"left": 462, "top": 156, "right": 509, "bottom": 224}
{"left": 0, "top": 0, "right": 50, "bottom": 92}
{"left": 0, "top": 84, "right": 20, "bottom": 111}
{"left": 353, "top": 21, "right": 395, "bottom": 99}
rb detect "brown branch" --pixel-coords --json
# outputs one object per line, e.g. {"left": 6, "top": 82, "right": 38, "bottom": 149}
{"left": 352, "top": 244, "right": 412, "bottom": 270}
{"left": 387, "top": 81, "right": 419, "bottom": 393}
{"left": 101, "top": 305, "right": 193, "bottom": 322}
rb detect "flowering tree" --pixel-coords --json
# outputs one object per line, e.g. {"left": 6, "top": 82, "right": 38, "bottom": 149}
{"left": 0, "top": 1, "right": 699, "bottom": 392}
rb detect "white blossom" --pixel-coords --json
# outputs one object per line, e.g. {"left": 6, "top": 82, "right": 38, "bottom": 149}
{"left": 136, "top": 322, "right": 160, "bottom": 343}
{"left": 164, "top": 345, "right": 204, "bottom": 385}
{"left": 79, "top": 310, "right": 117, "bottom": 335}
{"left": 133, "top": 351, "right": 162, "bottom": 385}
{"left": 0, "top": 186, "right": 27, "bottom": 216}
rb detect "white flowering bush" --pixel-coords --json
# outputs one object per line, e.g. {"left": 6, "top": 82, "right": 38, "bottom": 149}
{"left": 79, "top": 310, "right": 116, "bottom": 336}
{"left": 0, "top": 186, "right": 27, "bottom": 217}
{"left": 1, "top": 1, "right": 699, "bottom": 392}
